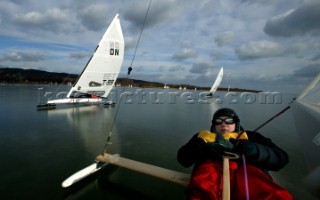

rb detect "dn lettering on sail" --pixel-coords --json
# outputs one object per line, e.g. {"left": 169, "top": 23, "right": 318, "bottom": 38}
{"left": 109, "top": 41, "right": 120, "bottom": 56}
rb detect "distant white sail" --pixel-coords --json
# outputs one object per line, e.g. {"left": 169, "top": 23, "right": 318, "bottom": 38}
{"left": 209, "top": 66, "right": 224, "bottom": 95}
{"left": 42, "top": 14, "right": 124, "bottom": 107}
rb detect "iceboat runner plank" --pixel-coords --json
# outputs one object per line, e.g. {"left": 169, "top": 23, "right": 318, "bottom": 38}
{"left": 96, "top": 153, "right": 190, "bottom": 186}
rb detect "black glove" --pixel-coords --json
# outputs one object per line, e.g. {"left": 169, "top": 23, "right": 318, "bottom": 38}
{"left": 205, "top": 142, "right": 227, "bottom": 157}
{"left": 216, "top": 136, "right": 233, "bottom": 149}
{"left": 230, "top": 139, "right": 258, "bottom": 159}
{"left": 205, "top": 132, "right": 234, "bottom": 157}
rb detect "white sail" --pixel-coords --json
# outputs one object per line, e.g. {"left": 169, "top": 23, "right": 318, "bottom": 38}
{"left": 291, "top": 73, "right": 320, "bottom": 171}
{"left": 44, "top": 14, "right": 124, "bottom": 106}
{"left": 291, "top": 73, "right": 320, "bottom": 198}
{"left": 209, "top": 66, "right": 224, "bottom": 95}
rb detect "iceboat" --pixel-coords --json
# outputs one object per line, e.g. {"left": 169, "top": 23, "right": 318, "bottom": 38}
{"left": 37, "top": 14, "right": 124, "bottom": 109}
{"left": 207, "top": 66, "right": 224, "bottom": 96}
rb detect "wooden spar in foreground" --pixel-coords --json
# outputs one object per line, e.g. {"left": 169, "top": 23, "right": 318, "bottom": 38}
{"left": 96, "top": 153, "right": 190, "bottom": 186}
{"left": 222, "top": 152, "right": 240, "bottom": 200}
{"left": 222, "top": 156, "right": 231, "bottom": 200}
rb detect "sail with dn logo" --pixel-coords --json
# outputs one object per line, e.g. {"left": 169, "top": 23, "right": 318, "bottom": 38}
{"left": 37, "top": 14, "right": 124, "bottom": 109}
{"left": 109, "top": 41, "right": 120, "bottom": 56}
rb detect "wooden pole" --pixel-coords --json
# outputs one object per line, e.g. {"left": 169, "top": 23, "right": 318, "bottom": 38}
{"left": 222, "top": 152, "right": 239, "bottom": 200}
{"left": 222, "top": 156, "right": 230, "bottom": 200}
{"left": 96, "top": 153, "right": 191, "bottom": 186}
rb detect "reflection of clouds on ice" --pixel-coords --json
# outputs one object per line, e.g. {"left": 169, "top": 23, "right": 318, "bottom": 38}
{"left": 47, "top": 106, "right": 120, "bottom": 156}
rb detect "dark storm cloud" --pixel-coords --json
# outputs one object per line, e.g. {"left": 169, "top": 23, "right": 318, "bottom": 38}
{"left": 293, "top": 63, "right": 320, "bottom": 78}
{"left": 189, "top": 62, "right": 215, "bottom": 74}
{"left": 311, "top": 54, "right": 320, "bottom": 62}
{"left": 172, "top": 48, "right": 197, "bottom": 61}
{"left": 214, "top": 31, "right": 235, "bottom": 47}
{"left": 122, "top": 0, "right": 184, "bottom": 32}
{"left": 168, "top": 64, "right": 185, "bottom": 72}
{"left": 69, "top": 52, "right": 87, "bottom": 60}
{"left": 77, "top": 4, "right": 111, "bottom": 31}
{"left": 264, "top": 1, "right": 320, "bottom": 37}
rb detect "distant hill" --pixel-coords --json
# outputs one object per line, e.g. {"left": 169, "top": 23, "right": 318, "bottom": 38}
{"left": 0, "top": 67, "right": 261, "bottom": 92}
{"left": 0, "top": 67, "right": 202, "bottom": 88}
{"left": 0, "top": 68, "right": 78, "bottom": 84}
{"left": 0, "top": 67, "right": 166, "bottom": 87}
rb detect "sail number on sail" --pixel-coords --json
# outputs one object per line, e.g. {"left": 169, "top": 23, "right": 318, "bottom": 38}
{"left": 110, "top": 41, "right": 120, "bottom": 56}
{"left": 103, "top": 73, "right": 117, "bottom": 85}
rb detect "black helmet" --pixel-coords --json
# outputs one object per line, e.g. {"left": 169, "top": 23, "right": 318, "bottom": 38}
{"left": 212, "top": 108, "right": 240, "bottom": 123}
{"left": 211, "top": 108, "right": 243, "bottom": 132}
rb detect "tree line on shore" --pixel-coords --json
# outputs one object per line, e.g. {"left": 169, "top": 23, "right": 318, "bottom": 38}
{"left": 0, "top": 67, "right": 260, "bottom": 92}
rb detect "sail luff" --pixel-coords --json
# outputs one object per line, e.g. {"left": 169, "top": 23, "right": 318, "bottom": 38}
{"left": 296, "top": 73, "right": 320, "bottom": 101}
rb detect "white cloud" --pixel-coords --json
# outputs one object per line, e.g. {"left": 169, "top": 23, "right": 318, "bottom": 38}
{"left": 235, "top": 40, "right": 285, "bottom": 60}
{"left": 13, "top": 8, "right": 72, "bottom": 33}
{"left": 0, "top": 51, "right": 46, "bottom": 62}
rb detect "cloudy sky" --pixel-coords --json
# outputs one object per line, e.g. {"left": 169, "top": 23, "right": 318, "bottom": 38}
{"left": 0, "top": 0, "right": 320, "bottom": 93}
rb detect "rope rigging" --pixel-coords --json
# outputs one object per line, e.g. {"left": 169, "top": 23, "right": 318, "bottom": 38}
{"left": 102, "top": 0, "right": 153, "bottom": 154}
{"left": 233, "top": 101, "right": 294, "bottom": 200}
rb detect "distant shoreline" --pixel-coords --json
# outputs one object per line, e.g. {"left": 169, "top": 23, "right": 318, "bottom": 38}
{"left": 0, "top": 67, "right": 261, "bottom": 93}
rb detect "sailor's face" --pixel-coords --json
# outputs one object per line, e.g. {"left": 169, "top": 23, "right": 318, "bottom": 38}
{"left": 214, "top": 116, "right": 236, "bottom": 134}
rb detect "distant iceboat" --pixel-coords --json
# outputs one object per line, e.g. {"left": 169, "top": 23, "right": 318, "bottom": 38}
{"left": 37, "top": 14, "right": 124, "bottom": 109}
{"left": 207, "top": 66, "right": 224, "bottom": 97}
